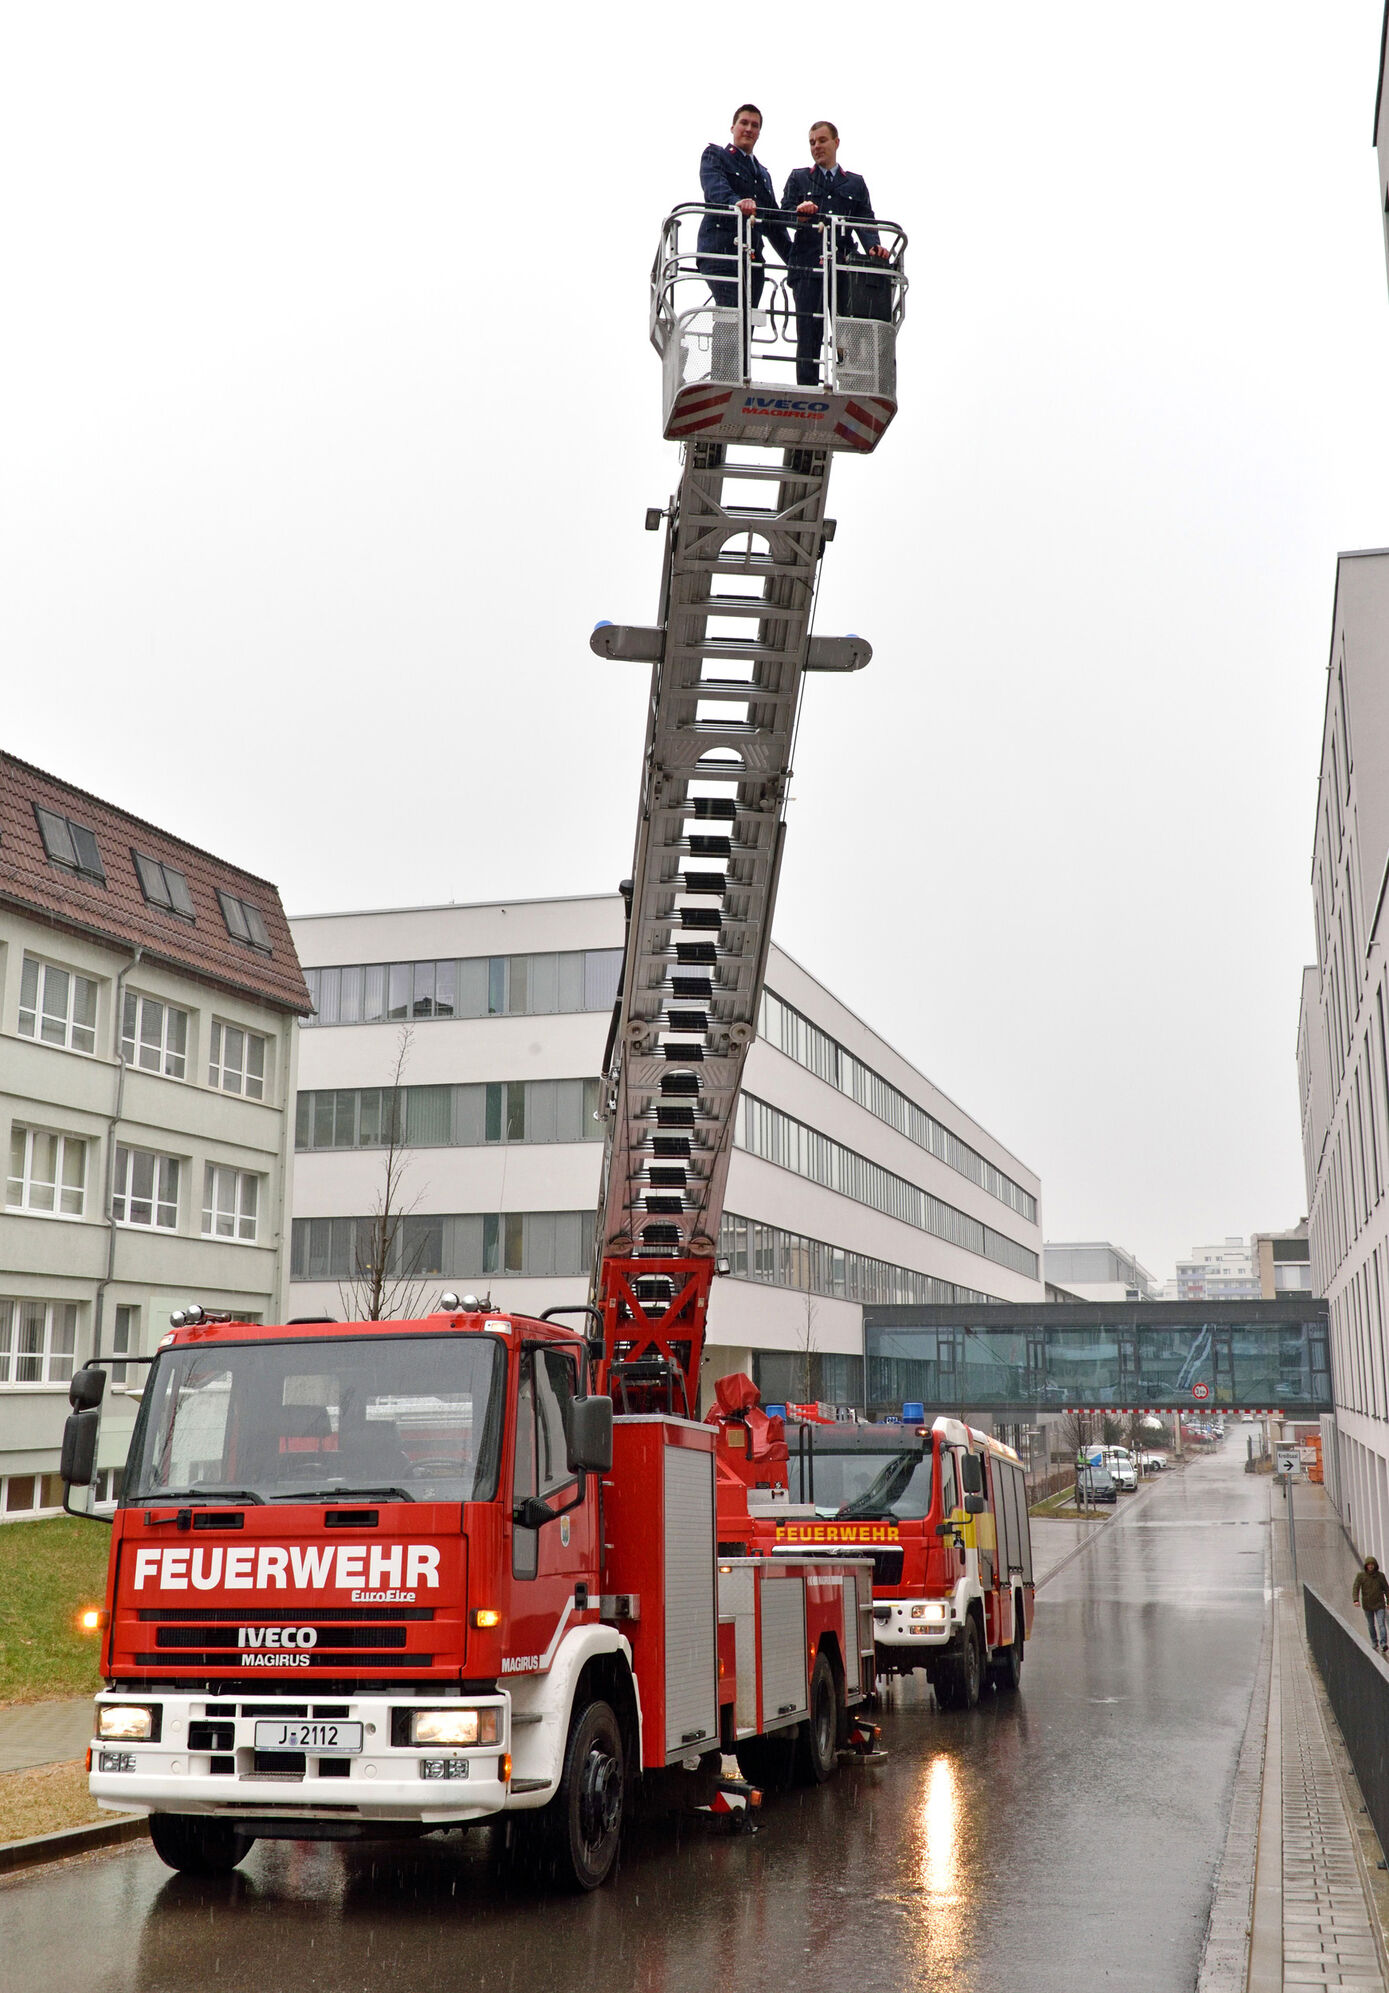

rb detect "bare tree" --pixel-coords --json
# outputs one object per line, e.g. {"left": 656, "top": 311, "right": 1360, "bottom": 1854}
{"left": 337, "top": 1028, "right": 434, "bottom": 1323}
{"left": 796, "top": 1294, "right": 822, "bottom": 1405}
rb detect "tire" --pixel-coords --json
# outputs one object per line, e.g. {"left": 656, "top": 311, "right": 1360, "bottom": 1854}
{"left": 988, "top": 1603, "right": 1025, "bottom": 1693}
{"left": 148, "top": 1813, "right": 255, "bottom": 1875}
{"left": 735, "top": 1725, "right": 798, "bottom": 1793}
{"left": 538, "top": 1696, "right": 624, "bottom": 1892}
{"left": 934, "top": 1615, "right": 983, "bottom": 1711}
{"left": 795, "top": 1652, "right": 840, "bottom": 1785}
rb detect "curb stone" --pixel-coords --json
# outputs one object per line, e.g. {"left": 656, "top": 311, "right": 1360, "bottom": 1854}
{"left": 0, "top": 1814, "right": 146, "bottom": 1876}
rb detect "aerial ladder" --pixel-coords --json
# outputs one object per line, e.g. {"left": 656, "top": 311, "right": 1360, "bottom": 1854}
{"left": 590, "top": 204, "right": 907, "bottom": 1416}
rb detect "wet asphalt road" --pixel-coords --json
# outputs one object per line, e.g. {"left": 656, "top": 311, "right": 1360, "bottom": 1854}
{"left": 0, "top": 1441, "right": 1269, "bottom": 1993}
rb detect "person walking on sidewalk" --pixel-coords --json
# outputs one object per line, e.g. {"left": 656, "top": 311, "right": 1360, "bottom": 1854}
{"left": 1352, "top": 1555, "right": 1389, "bottom": 1653}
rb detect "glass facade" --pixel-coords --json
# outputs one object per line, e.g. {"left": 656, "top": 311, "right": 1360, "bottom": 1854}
{"left": 761, "top": 989, "right": 1037, "bottom": 1222}
{"left": 301, "top": 949, "right": 623, "bottom": 1026}
{"left": 863, "top": 1303, "right": 1333, "bottom": 1417}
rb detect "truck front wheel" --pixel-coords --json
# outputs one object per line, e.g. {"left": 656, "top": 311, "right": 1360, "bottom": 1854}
{"left": 933, "top": 1616, "right": 983, "bottom": 1711}
{"left": 148, "top": 1813, "right": 255, "bottom": 1875}
{"left": 543, "top": 1696, "right": 624, "bottom": 1891}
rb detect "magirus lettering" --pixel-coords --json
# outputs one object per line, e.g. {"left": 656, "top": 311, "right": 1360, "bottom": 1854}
{"left": 130, "top": 1544, "right": 441, "bottom": 1592}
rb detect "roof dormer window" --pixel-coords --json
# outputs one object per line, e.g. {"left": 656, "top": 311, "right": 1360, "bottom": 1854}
{"left": 217, "top": 890, "right": 271, "bottom": 953}
{"left": 34, "top": 806, "right": 105, "bottom": 883}
{"left": 133, "top": 851, "right": 194, "bottom": 920}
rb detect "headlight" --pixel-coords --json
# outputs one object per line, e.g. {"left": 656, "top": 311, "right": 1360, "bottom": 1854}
{"left": 411, "top": 1708, "right": 499, "bottom": 1747}
{"left": 98, "top": 1705, "right": 156, "bottom": 1741}
{"left": 921, "top": 1602, "right": 948, "bottom": 1623}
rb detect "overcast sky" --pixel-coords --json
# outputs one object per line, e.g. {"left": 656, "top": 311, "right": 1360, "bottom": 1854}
{"left": 5, "top": 3, "right": 1388, "bottom": 1284}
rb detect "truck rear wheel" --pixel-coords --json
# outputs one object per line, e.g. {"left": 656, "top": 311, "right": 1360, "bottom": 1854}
{"left": 988, "top": 1606, "right": 1025, "bottom": 1693}
{"left": 541, "top": 1696, "right": 624, "bottom": 1891}
{"left": 148, "top": 1813, "right": 255, "bottom": 1875}
{"left": 795, "top": 1652, "right": 840, "bottom": 1785}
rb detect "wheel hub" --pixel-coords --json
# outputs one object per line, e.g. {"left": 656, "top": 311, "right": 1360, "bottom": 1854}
{"left": 579, "top": 1745, "right": 621, "bottom": 1845}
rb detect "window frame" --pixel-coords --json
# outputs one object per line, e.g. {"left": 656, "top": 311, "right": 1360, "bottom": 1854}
{"left": 33, "top": 806, "right": 105, "bottom": 882}
{"left": 0, "top": 1298, "right": 80, "bottom": 1388}
{"left": 111, "top": 1145, "right": 181, "bottom": 1231}
{"left": 132, "top": 851, "right": 195, "bottom": 920}
{"left": 6, "top": 1125, "right": 88, "bottom": 1219}
{"left": 201, "top": 1163, "right": 261, "bottom": 1244}
{"left": 207, "top": 1018, "right": 268, "bottom": 1100}
{"left": 216, "top": 891, "right": 272, "bottom": 953}
{"left": 18, "top": 955, "right": 100, "bottom": 1056}
{"left": 121, "top": 989, "right": 190, "bottom": 1080}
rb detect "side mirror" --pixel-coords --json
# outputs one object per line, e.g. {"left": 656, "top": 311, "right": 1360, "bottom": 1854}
{"left": 69, "top": 1366, "right": 106, "bottom": 1411}
{"left": 963, "top": 1492, "right": 985, "bottom": 1515}
{"left": 567, "top": 1395, "right": 614, "bottom": 1475}
{"left": 960, "top": 1453, "right": 984, "bottom": 1497}
{"left": 60, "top": 1408, "right": 100, "bottom": 1487}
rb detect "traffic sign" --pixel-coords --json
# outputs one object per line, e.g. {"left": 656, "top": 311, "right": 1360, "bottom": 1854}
{"left": 1191, "top": 1382, "right": 1210, "bottom": 1400}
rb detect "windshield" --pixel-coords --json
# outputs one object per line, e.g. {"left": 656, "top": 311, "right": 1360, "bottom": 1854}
{"left": 787, "top": 1443, "right": 934, "bottom": 1521}
{"left": 127, "top": 1334, "right": 505, "bottom": 1506}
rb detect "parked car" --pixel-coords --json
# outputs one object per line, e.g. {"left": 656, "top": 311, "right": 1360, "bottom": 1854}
{"left": 1098, "top": 1445, "right": 1138, "bottom": 1491}
{"left": 1076, "top": 1463, "right": 1117, "bottom": 1505}
{"left": 1136, "top": 1450, "right": 1168, "bottom": 1472}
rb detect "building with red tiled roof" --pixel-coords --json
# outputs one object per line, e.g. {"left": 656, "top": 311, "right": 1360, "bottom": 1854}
{"left": 0, "top": 753, "right": 310, "bottom": 1517}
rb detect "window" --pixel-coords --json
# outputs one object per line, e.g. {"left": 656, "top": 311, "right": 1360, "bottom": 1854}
{"left": 290, "top": 1210, "right": 592, "bottom": 1281}
{"left": 216, "top": 891, "right": 271, "bottom": 952}
{"left": 19, "top": 957, "right": 98, "bottom": 1054}
{"left": 121, "top": 991, "right": 189, "bottom": 1079}
{"left": 293, "top": 1080, "right": 602, "bottom": 1150}
{"left": 133, "top": 852, "right": 194, "bottom": 919}
{"left": 112, "top": 1147, "right": 180, "bottom": 1230}
{"left": 208, "top": 1020, "right": 267, "bottom": 1099}
{"left": 299, "top": 948, "right": 624, "bottom": 1026}
{"left": 0, "top": 1299, "right": 79, "bottom": 1385}
{"left": 7, "top": 1128, "right": 87, "bottom": 1217}
{"left": 34, "top": 806, "right": 105, "bottom": 882}
{"left": 202, "top": 1165, "right": 259, "bottom": 1243}
{"left": 112, "top": 1303, "right": 138, "bottom": 1385}
{"left": 512, "top": 1347, "right": 578, "bottom": 1578}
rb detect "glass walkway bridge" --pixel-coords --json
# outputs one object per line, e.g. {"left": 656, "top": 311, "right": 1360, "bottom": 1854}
{"left": 861, "top": 1300, "right": 1332, "bottom": 1419}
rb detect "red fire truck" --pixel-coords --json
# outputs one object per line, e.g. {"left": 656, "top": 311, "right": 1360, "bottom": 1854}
{"left": 59, "top": 207, "right": 908, "bottom": 1890}
{"left": 705, "top": 1391, "right": 1035, "bottom": 1707}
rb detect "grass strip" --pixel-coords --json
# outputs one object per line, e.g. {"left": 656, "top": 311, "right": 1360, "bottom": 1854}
{"left": 0, "top": 1518, "right": 111, "bottom": 1706}
{"left": 0, "top": 1758, "right": 135, "bottom": 1846}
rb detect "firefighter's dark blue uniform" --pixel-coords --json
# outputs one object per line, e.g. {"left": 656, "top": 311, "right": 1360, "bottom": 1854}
{"left": 780, "top": 163, "right": 881, "bottom": 385}
{"left": 698, "top": 143, "right": 794, "bottom": 308}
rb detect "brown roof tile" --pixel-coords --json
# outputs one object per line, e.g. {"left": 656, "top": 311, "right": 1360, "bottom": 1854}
{"left": 0, "top": 752, "right": 312, "bottom": 1015}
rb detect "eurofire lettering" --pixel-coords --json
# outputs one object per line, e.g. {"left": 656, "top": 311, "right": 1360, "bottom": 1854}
{"left": 130, "top": 1544, "right": 441, "bottom": 1591}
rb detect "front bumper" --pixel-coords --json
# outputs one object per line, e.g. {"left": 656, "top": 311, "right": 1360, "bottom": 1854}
{"left": 872, "top": 1599, "right": 954, "bottom": 1648}
{"left": 90, "top": 1690, "right": 510, "bottom": 1826}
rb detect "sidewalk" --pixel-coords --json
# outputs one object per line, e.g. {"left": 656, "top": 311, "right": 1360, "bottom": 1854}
{"left": 0, "top": 1701, "right": 93, "bottom": 1776}
{"left": 1201, "top": 1479, "right": 1389, "bottom": 1991}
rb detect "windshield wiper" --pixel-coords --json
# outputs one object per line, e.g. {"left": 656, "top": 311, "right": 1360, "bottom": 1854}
{"left": 275, "top": 1485, "right": 416, "bottom": 1504}
{"left": 142, "top": 1486, "right": 266, "bottom": 1506}
{"left": 835, "top": 1453, "right": 920, "bottom": 1522}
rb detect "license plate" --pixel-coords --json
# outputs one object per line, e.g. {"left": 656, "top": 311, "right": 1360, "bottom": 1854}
{"left": 254, "top": 1719, "right": 363, "bottom": 1754}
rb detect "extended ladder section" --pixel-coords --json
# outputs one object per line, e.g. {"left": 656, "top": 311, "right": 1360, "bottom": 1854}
{"left": 590, "top": 208, "right": 907, "bottom": 1414}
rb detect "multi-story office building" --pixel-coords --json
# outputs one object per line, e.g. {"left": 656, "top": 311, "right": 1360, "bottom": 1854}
{"left": 0, "top": 754, "right": 309, "bottom": 1519}
{"left": 1298, "top": 548, "right": 1389, "bottom": 1553}
{"left": 1252, "top": 1223, "right": 1312, "bottom": 1299}
{"left": 289, "top": 895, "right": 1044, "bottom": 1408}
{"left": 1041, "top": 1241, "right": 1157, "bottom": 1303}
{"left": 1175, "top": 1239, "right": 1261, "bottom": 1301}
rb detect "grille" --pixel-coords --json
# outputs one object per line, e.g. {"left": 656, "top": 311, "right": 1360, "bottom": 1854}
{"left": 868, "top": 1548, "right": 904, "bottom": 1587}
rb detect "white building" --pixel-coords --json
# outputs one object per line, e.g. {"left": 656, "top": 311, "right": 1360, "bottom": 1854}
{"left": 0, "top": 753, "right": 310, "bottom": 1519}
{"left": 1175, "top": 1238, "right": 1261, "bottom": 1302}
{"left": 1298, "top": 549, "right": 1389, "bottom": 1552}
{"left": 289, "top": 896, "right": 1044, "bottom": 1408}
{"left": 1041, "top": 1241, "right": 1157, "bottom": 1303}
